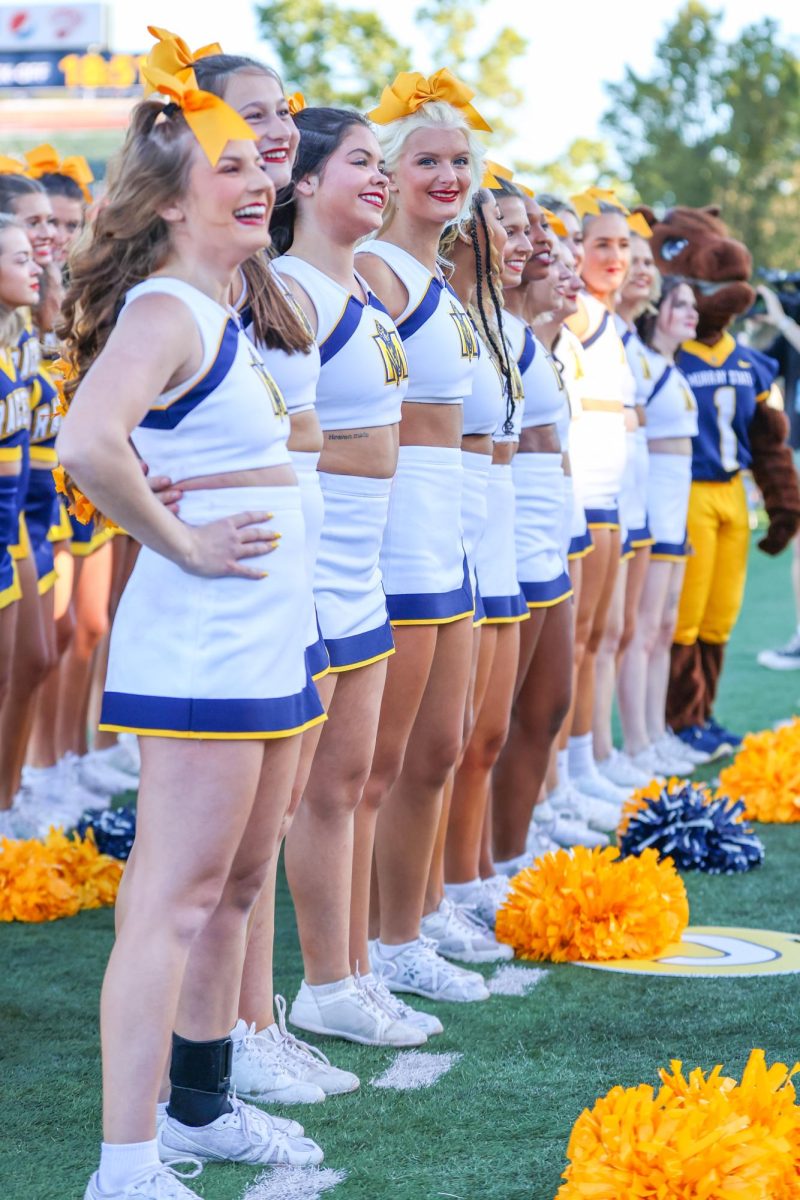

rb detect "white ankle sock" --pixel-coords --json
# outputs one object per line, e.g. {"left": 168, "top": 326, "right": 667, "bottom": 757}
{"left": 568, "top": 733, "right": 596, "bottom": 778}
{"left": 156, "top": 1101, "right": 168, "bottom": 1118}
{"left": 305, "top": 975, "right": 353, "bottom": 997}
{"left": 98, "top": 1139, "right": 160, "bottom": 1192}
{"left": 556, "top": 749, "right": 569, "bottom": 787}
{"left": 444, "top": 878, "right": 481, "bottom": 901}
{"left": 376, "top": 938, "right": 417, "bottom": 959}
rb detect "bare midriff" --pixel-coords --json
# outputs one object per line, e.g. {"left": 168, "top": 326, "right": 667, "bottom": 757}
{"left": 492, "top": 441, "right": 517, "bottom": 465}
{"left": 636, "top": 404, "right": 647, "bottom": 427}
{"left": 287, "top": 408, "right": 323, "bottom": 454}
{"left": 624, "top": 407, "right": 639, "bottom": 433}
{"left": 320, "top": 423, "right": 400, "bottom": 479}
{"left": 0, "top": 460, "right": 21, "bottom": 477}
{"left": 462, "top": 432, "right": 493, "bottom": 456}
{"left": 399, "top": 402, "right": 462, "bottom": 449}
{"left": 518, "top": 424, "right": 561, "bottom": 455}
{"left": 649, "top": 437, "right": 692, "bottom": 456}
{"left": 175, "top": 464, "right": 298, "bottom": 491}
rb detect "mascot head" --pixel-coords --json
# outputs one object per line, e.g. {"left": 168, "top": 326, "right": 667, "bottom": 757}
{"left": 636, "top": 205, "right": 754, "bottom": 343}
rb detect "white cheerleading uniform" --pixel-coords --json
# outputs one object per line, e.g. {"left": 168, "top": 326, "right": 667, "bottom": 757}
{"left": 554, "top": 327, "right": 593, "bottom": 561}
{"left": 617, "top": 318, "right": 653, "bottom": 556}
{"left": 505, "top": 311, "right": 572, "bottom": 609}
{"left": 474, "top": 343, "right": 528, "bottom": 624}
{"left": 243, "top": 264, "right": 329, "bottom": 680}
{"left": 461, "top": 326, "right": 506, "bottom": 625}
{"left": 357, "top": 241, "right": 479, "bottom": 624}
{"left": 641, "top": 348, "right": 699, "bottom": 560}
{"left": 567, "top": 293, "right": 627, "bottom": 529}
{"left": 100, "top": 277, "right": 324, "bottom": 739}
{"left": 274, "top": 255, "right": 407, "bottom": 671}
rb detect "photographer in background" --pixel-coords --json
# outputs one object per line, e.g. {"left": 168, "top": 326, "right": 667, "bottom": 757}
{"left": 754, "top": 283, "right": 800, "bottom": 669}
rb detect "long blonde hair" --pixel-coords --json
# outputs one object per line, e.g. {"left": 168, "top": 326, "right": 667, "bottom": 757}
{"left": 0, "top": 214, "right": 26, "bottom": 351}
{"left": 59, "top": 99, "right": 197, "bottom": 392}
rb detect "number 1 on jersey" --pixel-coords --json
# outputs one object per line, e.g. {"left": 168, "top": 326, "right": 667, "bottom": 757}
{"left": 713, "top": 385, "right": 739, "bottom": 473}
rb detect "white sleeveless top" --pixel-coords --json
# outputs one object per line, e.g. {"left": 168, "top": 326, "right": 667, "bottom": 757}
{"left": 356, "top": 241, "right": 479, "bottom": 404}
{"left": 505, "top": 311, "right": 568, "bottom": 433}
{"left": 274, "top": 256, "right": 407, "bottom": 431}
{"left": 639, "top": 347, "right": 699, "bottom": 441}
{"left": 576, "top": 293, "right": 628, "bottom": 409}
{"left": 241, "top": 264, "right": 320, "bottom": 416}
{"left": 463, "top": 326, "right": 506, "bottom": 436}
{"left": 553, "top": 328, "right": 586, "bottom": 425}
{"left": 124, "top": 277, "right": 290, "bottom": 482}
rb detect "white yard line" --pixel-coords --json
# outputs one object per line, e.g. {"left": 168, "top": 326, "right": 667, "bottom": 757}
{"left": 488, "top": 964, "right": 548, "bottom": 995}
{"left": 370, "top": 1050, "right": 463, "bottom": 1091}
{"left": 242, "top": 1166, "right": 347, "bottom": 1200}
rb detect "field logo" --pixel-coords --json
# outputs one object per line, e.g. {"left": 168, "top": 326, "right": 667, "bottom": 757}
{"left": 575, "top": 926, "right": 800, "bottom": 978}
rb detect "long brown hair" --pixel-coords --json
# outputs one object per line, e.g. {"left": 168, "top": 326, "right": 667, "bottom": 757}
{"left": 58, "top": 99, "right": 197, "bottom": 392}
{"left": 0, "top": 214, "right": 26, "bottom": 350}
{"left": 194, "top": 54, "right": 313, "bottom": 354}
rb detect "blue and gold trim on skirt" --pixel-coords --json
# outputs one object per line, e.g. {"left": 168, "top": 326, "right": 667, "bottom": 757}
{"left": 520, "top": 571, "right": 574, "bottom": 609}
{"left": 481, "top": 589, "right": 530, "bottom": 624}
{"left": 387, "top": 554, "right": 474, "bottom": 626}
{"left": 568, "top": 528, "right": 594, "bottom": 560}
{"left": 650, "top": 538, "right": 690, "bottom": 563}
{"left": 585, "top": 506, "right": 620, "bottom": 531}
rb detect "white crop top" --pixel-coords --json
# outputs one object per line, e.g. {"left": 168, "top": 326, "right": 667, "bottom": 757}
{"left": 640, "top": 348, "right": 699, "bottom": 441}
{"left": 241, "top": 264, "right": 320, "bottom": 416}
{"left": 617, "top": 319, "right": 653, "bottom": 411}
{"left": 553, "top": 328, "right": 585, "bottom": 427}
{"left": 463, "top": 326, "right": 505, "bottom": 436}
{"left": 274, "top": 256, "right": 407, "bottom": 431}
{"left": 124, "top": 277, "right": 290, "bottom": 482}
{"left": 356, "top": 241, "right": 479, "bottom": 404}
{"left": 505, "top": 311, "right": 568, "bottom": 433}
{"left": 576, "top": 293, "right": 628, "bottom": 409}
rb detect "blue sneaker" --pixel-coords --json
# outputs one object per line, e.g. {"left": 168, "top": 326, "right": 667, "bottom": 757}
{"left": 675, "top": 724, "right": 726, "bottom": 761}
{"left": 704, "top": 718, "right": 742, "bottom": 754}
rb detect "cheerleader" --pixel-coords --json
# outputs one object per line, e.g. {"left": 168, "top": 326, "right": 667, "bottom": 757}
{"left": 619, "top": 278, "right": 701, "bottom": 769}
{"left": 187, "top": 46, "right": 363, "bottom": 1091}
{"left": 0, "top": 213, "right": 42, "bottom": 837}
{"left": 355, "top": 71, "right": 490, "bottom": 1003}
{"left": 441, "top": 179, "right": 533, "bottom": 922}
{"left": 563, "top": 196, "right": 632, "bottom": 811}
{"left": 25, "top": 143, "right": 93, "bottom": 264}
{"left": 57, "top": 80, "right": 324, "bottom": 1197}
{"left": 422, "top": 178, "right": 522, "bottom": 957}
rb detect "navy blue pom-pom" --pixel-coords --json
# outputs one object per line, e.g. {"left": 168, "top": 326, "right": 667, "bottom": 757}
{"left": 619, "top": 783, "right": 764, "bottom": 874}
{"left": 75, "top": 806, "right": 137, "bottom": 860}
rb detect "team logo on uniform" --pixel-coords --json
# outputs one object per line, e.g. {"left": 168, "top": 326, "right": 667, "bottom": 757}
{"left": 574, "top": 926, "right": 800, "bottom": 978}
{"left": 449, "top": 303, "right": 480, "bottom": 360}
{"left": 248, "top": 348, "right": 288, "bottom": 418}
{"left": 372, "top": 321, "right": 408, "bottom": 387}
{"left": 638, "top": 351, "right": 652, "bottom": 380}
{"left": 681, "top": 383, "right": 697, "bottom": 411}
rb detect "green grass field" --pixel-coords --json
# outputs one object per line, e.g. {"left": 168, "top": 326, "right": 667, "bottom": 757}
{"left": 4, "top": 535, "right": 800, "bottom": 1200}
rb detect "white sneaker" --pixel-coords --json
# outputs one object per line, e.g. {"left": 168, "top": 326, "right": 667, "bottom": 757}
{"left": 94, "top": 741, "right": 140, "bottom": 779}
{"left": 551, "top": 784, "right": 619, "bottom": 834}
{"left": 230, "top": 1018, "right": 326, "bottom": 1105}
{"left": 571, "top": 769, "right": 629, "bottom": 806}
{"left": 596, "top": 749, "right": 652, "bottom": 788}
{"left": 158, "top": 1094, "right": 323, "bottom": 1166}
{"left": 11, "top": 784, "right": 76, "bottom": 836}
{"left": 84, "top": 1160, "right": 203, "bottom": 1199}
{"left": 370, "top": 935, "right": 491, "bottom": 1003}
{"left": 251, "top": 995, "right": 360, "bottom": 1096}
{"left": 421, "top": 897, "right": 513, "bottom": 963}
{"left": 78, "top": 750, "right": 138, "bottom": 796}
{"left": 649, "top": 744, "right": 694, "bottom": 778}
{"left": 446, "top": 875, "right": 511, "bottom": 926}
{"left": 289, "top": 974, "right": 426, "bottom": 1047}
{"left": 627, "top": 748, "right": 667, "bottom": 782}
{"left": 156, "top": 1101, "right": 303, "bottom": 1139}
{"left": 365, "top": 973, "right": 444, "bottom": 1037}
{"left": 538, "top": 793, "right": 610, "bottom": 848}
{"left": 0, "top": 802, "right": 40, "bottom": 839}
{"left": 660, "top": 728, "right": 711, "bottom": 766}
{"left": 526, "top": 810, "right": 564, "bottom": 856}
{"left": 21, "top": 763, "right": 100, "bottom": 824}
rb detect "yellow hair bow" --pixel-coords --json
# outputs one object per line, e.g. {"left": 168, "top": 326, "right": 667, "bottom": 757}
{"left": 572, "top": 185, "right": 629, "bottom": 220}
{"left": 541, "top": 208, "right": 568, "bottom": 239}
{"left": 627, "top": 211, "right": 653, "bottom": 239}
{"left": 140, "top": 65, "right": 258, "bottom": 166}
{"left": 0, "top": 154, "right": 29, "bottom": 176}
{"left": 368, "top": 68, "right": 491, "bottom": 132}
{"left": 144, "top": 25, "right": 223, "bottom": 92}
{"left": 287, "top": 92, "right": 305, "bottom": 116}
{"left": 25, "top": 144, "right": 94, "bottom": 202}
{"left": 482, "top": 159, "right": 512, "bottom": 189}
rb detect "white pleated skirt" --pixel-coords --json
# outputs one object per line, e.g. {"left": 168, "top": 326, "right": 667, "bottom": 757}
{"left": 512, "top": 452, "right": 573, "bottom": 608}
{"left": 314, "top": 471, "right": 394, "bottom": 672}
{"left": 475, "top": 463, "right": 528, "bottom": 623}
{"left": 101, "top": 486, "right": 324, "bottom": 739}
{"left": 289, "top": 450, "right": 329, "bottom": 680}
{"left": 461, "top": 450, "right": 492, "bottom": 625}
{"left": 381, "top": 445, "right": 472, "bottom": 625}
{"left": 569, "top": 408, "right": 627, "bottom": 509}
{"left": 647, "top": 452, "right": 693, "bottom": 560}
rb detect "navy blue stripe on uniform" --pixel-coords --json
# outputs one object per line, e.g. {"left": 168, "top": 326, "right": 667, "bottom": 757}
{"left": 520, "top": 571, "right": 573, "bottom": 605}
{"left": 397, "top": 277, "right": 444, "bottom": 341}
{"left": 651, "top": 539, "right": 689, "bottom": 558}
{"left": 324, "top": 617, "right": 395, "bottom": 670}
{"left": 518, "top": 326, "right": 536, "bottom": 375}
{"left": 581, "top": 309, "right": 609, "bottom": 350}
{"left": 386, "top": 554, "right": 473, "bottom": 622}
{"left": 621, "top": 329, "right": 632, "bottom": 346}
{"left": 481, "top": 590, "right": 529, "bottom": 620}
{"left": 140, "top": 319, "right": 239, "bottom": 430}
{"left": 319, "top": 296, "right": 364, "bottom": 366}
{"left": 647, "top": 364, "right": 672, "bottom": 404}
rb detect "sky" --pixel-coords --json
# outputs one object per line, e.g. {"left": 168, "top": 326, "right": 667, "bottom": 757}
{"left": 72, "top": 0, "right": 800, "bottom": 161}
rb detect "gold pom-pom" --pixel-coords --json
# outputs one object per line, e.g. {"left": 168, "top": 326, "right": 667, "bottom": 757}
{"left": 0, "top": 829, "right": 124, "bottom": 923}
{"left": 719, "top": 719, "right": 800, "bottom": 823}
{"left": 557, "top": 1049, "right": 800, "bottom": 1200}
{"left": 495, "top": 845, "right": 688, "bottom": 962}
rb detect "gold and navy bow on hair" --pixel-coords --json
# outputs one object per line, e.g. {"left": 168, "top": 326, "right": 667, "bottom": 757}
{"left": 140, "top": 65, "right": 258, "bottom": 165}
{"left": 368, "top": 68, "right": 491, "bottom": 131}
{"left": 0, "top": 154, "right": 30, "bottom": 176}
{"left": 287, "top": 92, "right": 306, "bottom": 116}
{"left": 25, "top": 144, "right": 94, "bottom": 202}
{"left": 144, "top": 25, "right": 223, "bottom": 92}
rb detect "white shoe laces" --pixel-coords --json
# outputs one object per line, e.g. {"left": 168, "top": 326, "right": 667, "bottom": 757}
{"left": 353, "top": 965, "right": 404, "bottom": 1024}
{"left": 367, "top": 974, "right": 418, "bottom": 1021}
{"left": 129, "top": 1159, "right": 202, "bottom": 1199}
{"left": 272, "top": 995, "right": 333, "bottom": 1069}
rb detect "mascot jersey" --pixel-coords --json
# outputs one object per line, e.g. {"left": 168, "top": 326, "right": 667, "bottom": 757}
{"left": 678, "top": 334, "right": 778, "bottom": 481}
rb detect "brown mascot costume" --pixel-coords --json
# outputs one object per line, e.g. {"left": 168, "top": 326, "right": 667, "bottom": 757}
{"left": 637, "top": 204, "right": 800, "bottom": 757}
